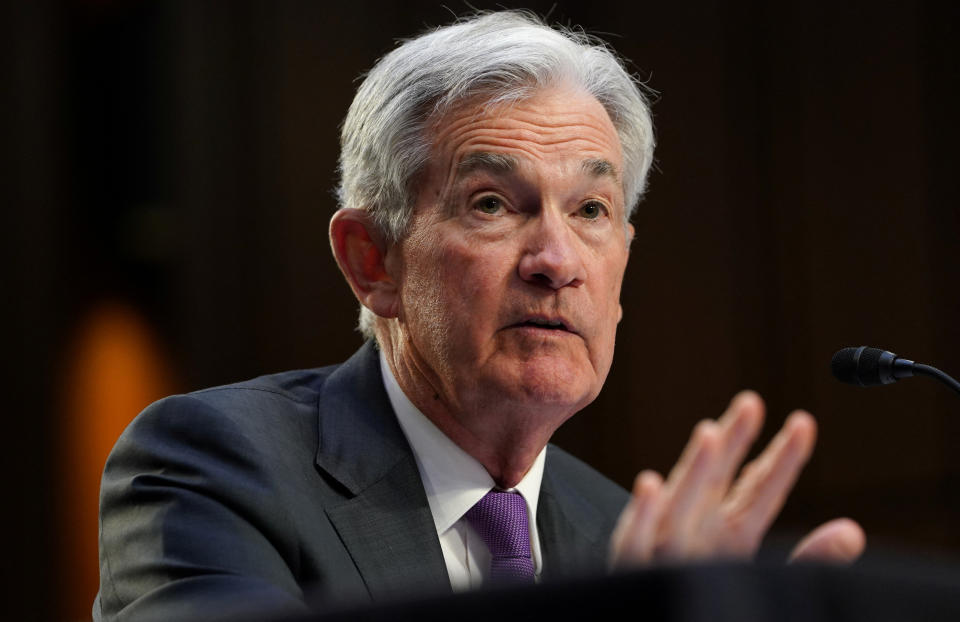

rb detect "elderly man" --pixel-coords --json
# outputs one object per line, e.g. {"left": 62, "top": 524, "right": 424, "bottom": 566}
{"left": 94, "top": 11, "right": 864, "bottom": 622}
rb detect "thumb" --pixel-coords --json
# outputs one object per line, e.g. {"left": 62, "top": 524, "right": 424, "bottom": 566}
{"left": 788, "top": 517, "right": 866, "bottom": 564}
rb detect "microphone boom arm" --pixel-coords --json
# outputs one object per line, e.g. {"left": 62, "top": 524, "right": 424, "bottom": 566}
{"left": 912, "top": 363, "right": 960, "bottom": 397}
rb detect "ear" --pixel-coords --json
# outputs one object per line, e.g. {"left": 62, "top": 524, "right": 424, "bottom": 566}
{"left": 329, "top": 208, "right": 400, "bottom": 319}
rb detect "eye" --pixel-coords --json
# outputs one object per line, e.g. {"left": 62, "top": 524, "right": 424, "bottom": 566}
{"left": 577, "top": 201, "right": 606, "bottom": 220}
{"left": 473, "top": 195, "right": 503, "bottom": 215}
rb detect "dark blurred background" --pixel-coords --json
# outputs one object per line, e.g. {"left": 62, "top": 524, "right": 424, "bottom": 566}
{"left": 3, "top": 1, "right": 959, "bottom": 619}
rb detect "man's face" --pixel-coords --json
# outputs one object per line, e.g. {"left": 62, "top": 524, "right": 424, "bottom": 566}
{"left": 391, "top": 86, "right": 632, "bottom": 429}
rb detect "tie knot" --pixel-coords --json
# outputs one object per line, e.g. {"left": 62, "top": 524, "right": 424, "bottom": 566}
{"left": 464, "top": 490, "right": 532, "bottom": 561}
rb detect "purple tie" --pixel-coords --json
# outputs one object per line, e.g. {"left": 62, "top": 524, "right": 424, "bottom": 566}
{"left": 464, "top": 490, "right": 535, "bottom": 584}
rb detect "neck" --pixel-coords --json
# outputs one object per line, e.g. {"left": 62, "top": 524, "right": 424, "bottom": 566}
{"left": 378, "top": 330, "right": 566, "bottom": 489}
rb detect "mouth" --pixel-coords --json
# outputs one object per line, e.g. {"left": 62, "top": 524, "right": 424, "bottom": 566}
{"left": 510, "top": 315, "right": 577, "bottom": 335}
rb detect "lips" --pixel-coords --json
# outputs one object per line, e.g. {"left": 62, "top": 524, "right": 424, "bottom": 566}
{"left": 510, "top": 314, "right": 578, "bottom": 335}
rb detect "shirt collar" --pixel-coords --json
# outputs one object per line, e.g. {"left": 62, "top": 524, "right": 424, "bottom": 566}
{"left": 380, "top": 351, "right": 546, "bottom": 536}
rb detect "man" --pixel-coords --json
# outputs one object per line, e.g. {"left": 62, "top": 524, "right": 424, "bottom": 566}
{"left": 95, "top": 11, "right": 864, "bottom": 622}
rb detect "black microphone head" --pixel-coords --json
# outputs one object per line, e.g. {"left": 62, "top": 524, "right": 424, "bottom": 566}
{"left": 831, "top": 346, "right": 897, "bottom": 386}
{"left": 831, "top": 347, "right": 863, "bottom": 385}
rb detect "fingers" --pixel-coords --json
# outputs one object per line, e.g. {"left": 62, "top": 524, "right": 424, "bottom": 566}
{"left": 721, "top": 411, "right": 817, "bottom": 554}
{"left": 665, "top": 391, "right": 764, "bottom": 494}
{"left": 701, "top": 392, "right": 766, "bottom": 511}
{"left": 715, "top": 391, "right": 766, "bottom": 484}
{"left": 663, "top": 421, "right": 720, "bottom": 530}
{"left": 788, "top": 518, "right": 866, "bottom": 564}
{"left": 656, "top": 392, "right": 765, "bottom": 558}
{"left": 609, "top": 470, "right": 664, "bottom": 568}
{"left": 609, "top": 392, "right": 854, "bottom": 570}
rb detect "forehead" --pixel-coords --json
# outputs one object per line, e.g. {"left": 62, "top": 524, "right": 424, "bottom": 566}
{"left": 427, "top": 87, "right": 624, "bottom": 174}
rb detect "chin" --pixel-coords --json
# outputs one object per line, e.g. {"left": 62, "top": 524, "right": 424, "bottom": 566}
{"left": 508, "top": 360, "right": 598, "bottom": 411}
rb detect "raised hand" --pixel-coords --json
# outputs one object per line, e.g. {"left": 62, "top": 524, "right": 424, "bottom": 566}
{"left": 609, "top": 391, "right": 865, "bottom": 568}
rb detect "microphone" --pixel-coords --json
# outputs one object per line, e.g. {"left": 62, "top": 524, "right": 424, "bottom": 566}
{"left": 831, "top": 346, "right": 960, "bottom": 396}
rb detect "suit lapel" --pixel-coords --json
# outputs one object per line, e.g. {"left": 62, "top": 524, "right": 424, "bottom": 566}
{"left": 537, "top": 447, "right": 610, "bottom": 581}
{"left": 315, "top": 343, "right": 450, "bottom": 600}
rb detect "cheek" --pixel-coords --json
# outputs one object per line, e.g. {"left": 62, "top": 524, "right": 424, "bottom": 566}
{"left": 438, "top": 234, "right": 510, "bottom": 293}
{"left": 592, "top": 247, "right": 627, "bottom": 302}
{"left": 403, "top": 241, "right": 502, "bottom": 336}
{"left": 589, "top": 255, "right": 629, "bottom": 345}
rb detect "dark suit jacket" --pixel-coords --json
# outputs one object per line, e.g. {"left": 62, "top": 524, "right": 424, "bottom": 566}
{"left": 94, "top": 342, "right": 629, "bottom": 621}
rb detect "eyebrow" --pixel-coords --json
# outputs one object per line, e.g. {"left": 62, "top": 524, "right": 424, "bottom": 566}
{"left": 455, "top": 152, "right": 519, "bottom": 177}
{"left": 455, "top": 151, "right": 621, "bottom": 184}
{"left": 581, "top": 158, "right": 621, "bottom": 183}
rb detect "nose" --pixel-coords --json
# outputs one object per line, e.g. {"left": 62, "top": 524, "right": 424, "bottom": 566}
{"left": 517, "top": 211, "right": 585, "bottom": 289}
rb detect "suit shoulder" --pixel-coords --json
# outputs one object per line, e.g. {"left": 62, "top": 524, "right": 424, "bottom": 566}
{"left": 192, "top": 365, "right": 338, "bottom": 405}
{"left": 114, "top": 364, "right": 341, "bottom": 456}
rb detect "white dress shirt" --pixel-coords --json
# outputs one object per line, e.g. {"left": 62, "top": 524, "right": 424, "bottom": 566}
{"left": 380, "top": 352, "right": 546, "bottom": 591}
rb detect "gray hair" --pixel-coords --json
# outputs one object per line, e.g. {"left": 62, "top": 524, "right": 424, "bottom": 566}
{"left": 336, "top": 10, "right": 656, "bottom": 339}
